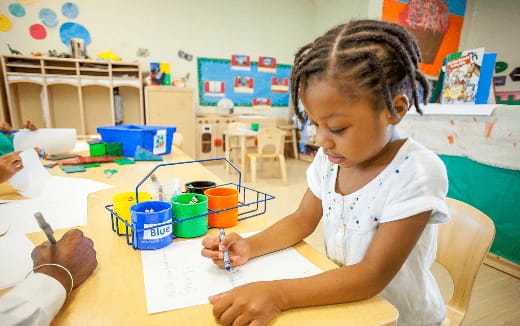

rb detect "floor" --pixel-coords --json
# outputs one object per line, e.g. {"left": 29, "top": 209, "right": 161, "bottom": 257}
{"left": 205, "top": 157, "right": 520, "bottom": 326}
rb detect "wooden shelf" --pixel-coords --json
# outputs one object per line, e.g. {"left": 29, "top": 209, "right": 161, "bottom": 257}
{"left": 1, "top": 55, "right": 144, "bottom": 135}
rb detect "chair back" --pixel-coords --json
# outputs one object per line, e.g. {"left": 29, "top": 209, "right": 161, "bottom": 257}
{"left": 256, "top": 127, "right": 285, "bottom": 155}
{"left": 438, "top": 198, "right": 496, "bottom": 325}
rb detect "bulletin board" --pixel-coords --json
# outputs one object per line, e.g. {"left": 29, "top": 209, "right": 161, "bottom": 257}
{"left": 197, "top": 57, "right": 291, "bottom": 107}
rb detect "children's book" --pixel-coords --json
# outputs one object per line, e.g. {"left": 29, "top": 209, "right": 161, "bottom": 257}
{"left": 441, "top": 48, "right": 485, "bottom": 104}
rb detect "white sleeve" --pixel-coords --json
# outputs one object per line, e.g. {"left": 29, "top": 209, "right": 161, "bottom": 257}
{"left": 0, "top": 273, "right": 66, "bottom": 326}
{"left": 381, "top": 152, "right": 450, "bottom": 224}
{"left": 306, "top": 147, "right": 326, "bottom": 199}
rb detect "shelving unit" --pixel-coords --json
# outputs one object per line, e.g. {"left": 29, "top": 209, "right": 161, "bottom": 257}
{"left": 1, "top": 55, "right": 144, "bottom": 136}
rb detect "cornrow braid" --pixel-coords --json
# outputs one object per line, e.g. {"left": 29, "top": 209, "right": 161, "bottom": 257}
{"left": 290, "top": 19, "right": 429, "bottom": 122}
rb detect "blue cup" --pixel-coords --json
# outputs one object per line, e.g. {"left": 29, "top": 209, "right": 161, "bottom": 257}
{"left": 131, "top": 201, "right": 172, "bottom": 250}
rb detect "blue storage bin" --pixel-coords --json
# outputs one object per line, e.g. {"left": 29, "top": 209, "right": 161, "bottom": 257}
{"left": 97, "top": 124, "right": 176, "bottom": 157}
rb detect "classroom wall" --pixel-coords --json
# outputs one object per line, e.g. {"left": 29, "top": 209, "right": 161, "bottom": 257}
{"left": 0, "top": 0, "right": 316, "bottom": 120}
{"left": 458, "top": 0, "right": 520, "bottom": 92}
{"left": 312, "top": 0, "right": 369, "bottom": 37}
{"left": 1, "top": 1, "right": 519, "bottom": 119}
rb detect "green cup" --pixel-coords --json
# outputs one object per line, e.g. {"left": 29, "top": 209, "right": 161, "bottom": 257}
{"left": 251, "top": 123, "right": 260, "bottom": 131}
{"left": 171, "top": 193, "right": 208, "bottom": 238}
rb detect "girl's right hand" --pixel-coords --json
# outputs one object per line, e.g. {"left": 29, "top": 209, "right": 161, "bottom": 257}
{"left": 201, "top": 232, "right": 251, "bottom": 269}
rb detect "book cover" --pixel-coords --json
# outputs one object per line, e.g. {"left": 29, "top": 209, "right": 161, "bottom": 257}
{"left": 441, "top": 48, "right": 485, "bottom": 104}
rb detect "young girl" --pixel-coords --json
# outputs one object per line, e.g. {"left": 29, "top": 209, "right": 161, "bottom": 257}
{"left": 202, "top": 19, "right": 449, "bottom": 326}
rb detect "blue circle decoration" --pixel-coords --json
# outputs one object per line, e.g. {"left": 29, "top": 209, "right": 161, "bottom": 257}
{"left": 62, "top": 2, "right": 79, "bottom": 19}
{"left": 39, "top": 8, "right": 58, "bottom": 27}
{"left": 9, "top": 3, "right": 26, "bottom": 17}
{"left": 59, "top": 22, "right": 91, "bottom": 46}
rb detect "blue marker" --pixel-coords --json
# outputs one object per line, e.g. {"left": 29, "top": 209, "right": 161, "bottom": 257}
{"left": 219, "top": 228, "right": 232, "bottom": 272}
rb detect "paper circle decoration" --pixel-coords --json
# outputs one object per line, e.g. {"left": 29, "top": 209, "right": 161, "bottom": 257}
{"left": 62, "top": 2, "right": 79, "bottom": 19}
{"left": 29, "top": 23, "right": 47, "bottom": 40}
{"left": 39, "top": 8, "right": 58, "bottom": 27}
{"left": 9, "top": 3, "right": 26, "bottom": 17}
{"left": 0, "top": 14, "right": 13, "bottom": 31}
{"left": 59, "top": 22, "right": 91, "bottom": 46}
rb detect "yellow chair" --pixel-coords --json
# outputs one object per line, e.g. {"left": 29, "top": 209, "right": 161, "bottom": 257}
{"left": 438, "top": 198, "right": 496, "bottom": 326}
{"left": 224, "top": 122, "right": 256, "bottom": 172}
{"left": 247, "top": 127, "right": 287, "bottom": 184}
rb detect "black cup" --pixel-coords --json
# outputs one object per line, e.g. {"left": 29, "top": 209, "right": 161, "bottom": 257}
{"left": 185, "top": 181, "right": 217, "bottom": 194}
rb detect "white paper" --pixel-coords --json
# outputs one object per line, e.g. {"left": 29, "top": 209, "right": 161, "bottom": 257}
{"left": 0, "top": 234, "right": 35, "bottom": 289}
{"left": 8, "top": 149, "right": 51, "bottom": 198}
{"left": 141, "top": 234, "right": 322, "bottom": 314}
{"left": 72, "top": 141, "right": 90, "bottom": 153}
{"left": 0, "top": 176, "right": 113, "bottom": 234}
{"left": 14, "top": 128, "right": 77, "bottom": 154}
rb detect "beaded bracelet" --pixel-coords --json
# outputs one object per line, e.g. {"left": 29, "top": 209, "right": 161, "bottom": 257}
{"left": 26, "top": 263, "right": 74, "bottom": 296}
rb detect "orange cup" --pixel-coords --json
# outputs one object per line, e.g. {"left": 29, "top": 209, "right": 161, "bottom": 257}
{"left": 204, "top": 187, "right": 238, "bottom": 228}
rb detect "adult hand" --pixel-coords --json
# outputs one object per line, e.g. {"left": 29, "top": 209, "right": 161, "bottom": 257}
{"left": 209, "top": 281, "right": 285, "bottom": 326}
{"left": 24, "top": 120, "right": 38, "bottom": 131}
{"left": 201, "top": 232, "right": 250, "bottom": 269}
{"left": 31, "top": 229, "right": 98, "bottom": 293}
{"left": 0, "top": 121, "right": 13, "bottom": 132}
{"left": 0, "top": 151, "right": 23, "bottom": 183}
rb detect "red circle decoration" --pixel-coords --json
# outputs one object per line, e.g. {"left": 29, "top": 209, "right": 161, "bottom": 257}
{"left": 29, "top": 24, "right": 47, "bottom": 40}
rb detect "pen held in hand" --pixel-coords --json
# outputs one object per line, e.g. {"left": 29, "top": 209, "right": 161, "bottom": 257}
{"left": 218, "top": 228, "right": 232, "bottom": 272}
{"left": 34, "top": 212, "right": 57, "bottom": 245}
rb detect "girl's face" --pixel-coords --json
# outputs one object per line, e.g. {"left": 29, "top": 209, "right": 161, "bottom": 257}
{"left": 301, "top": 80, "right": 396, "bottom": 169}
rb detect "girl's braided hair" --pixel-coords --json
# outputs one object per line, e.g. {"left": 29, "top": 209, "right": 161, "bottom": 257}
{"left": 290, "top": 20, "right": 429, "bottom": 122}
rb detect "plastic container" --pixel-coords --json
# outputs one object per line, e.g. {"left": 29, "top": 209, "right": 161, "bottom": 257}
{"left": 185, "top": 180, "right": 217, "bottom": 194}
{"left": 171, "top": 193, "right": 208, "bottom": 238}
{"left": 97, "top": 124, "right": 176, "bottom": 157}
{"left": 105, "top": 142, "right": 123, "bottom": 156}
{"left": 112, "top": 191, "right": 152, "bottom": 235}
{"left": 204, "top": 187, "right": 239, "bottom": 228}
{"left": 89, "top": 142, "right": 106, "bottom": 156}
{"left": 131, "top": 201, "right": 173, "bottom": 250}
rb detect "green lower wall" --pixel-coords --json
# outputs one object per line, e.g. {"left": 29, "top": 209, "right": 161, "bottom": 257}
{"left": 439, "top": 155, "right": 520, "bottom": 264}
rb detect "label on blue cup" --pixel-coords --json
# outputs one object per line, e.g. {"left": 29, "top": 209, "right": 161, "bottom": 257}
{"left": 144, "top": 222, "right": 172, "bottom": 240}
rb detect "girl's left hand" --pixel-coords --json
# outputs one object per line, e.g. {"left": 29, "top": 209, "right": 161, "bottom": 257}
{"left": 209, "top": 281, "right": 285, "bottom": 326}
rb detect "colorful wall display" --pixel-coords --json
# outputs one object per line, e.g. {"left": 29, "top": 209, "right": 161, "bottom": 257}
{"left": 61, "top": 2, "right": 79, "bottom": 19}
{"left": 382, "top": 0, "right": 466, "bottom": 77}
{"left": 39, "top": 8, "right": 58, "bottom": 27}
{"left": 0, "top": 14, "right": 12, "bottom": 31}
{"left": 59, "top": 22, "right": 91, "bottom": 46}
{"left": 29, "top": 23, "right": 46, "bottom": 40}
{"left": 8, "top": 3, "right": 26, "bottom": 17}
{"left": 198, "top": 57, "right": 291, "bottom": 107}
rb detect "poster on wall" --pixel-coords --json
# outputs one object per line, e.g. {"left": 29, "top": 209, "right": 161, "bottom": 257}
{"left": 204, "top": 81, "right": 226, "bottom": 97}
{"left": 234, "top": 76, "right": 254, "bottom": 94}
{"left": 231, "top": 55, "right": 251, "bottom": 71}
{"left": 258, "top": 56, "right": 277, "bottom": 73}
{"left": 253, "top": 98, "right": 272, "bottom": 108}
{"left": 198, "top": 57, "right": 291, "bottom": 107}
{"left": 271, "top": 77, "right": 289, "bottom": 92}
{"left": 382, "top": 0, "right": 467, "bottom": 77}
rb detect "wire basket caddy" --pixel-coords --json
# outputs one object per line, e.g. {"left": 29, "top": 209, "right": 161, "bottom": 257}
{"left": 104, "top": 157, "right": 275, "bottom": 249}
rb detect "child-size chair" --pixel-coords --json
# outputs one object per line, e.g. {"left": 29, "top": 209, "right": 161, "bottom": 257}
{"left": 438, "top": 198, "right": 496, "bottom": 326}
{"left": 247, "top": 127, "right": 287, "bottom": 184}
